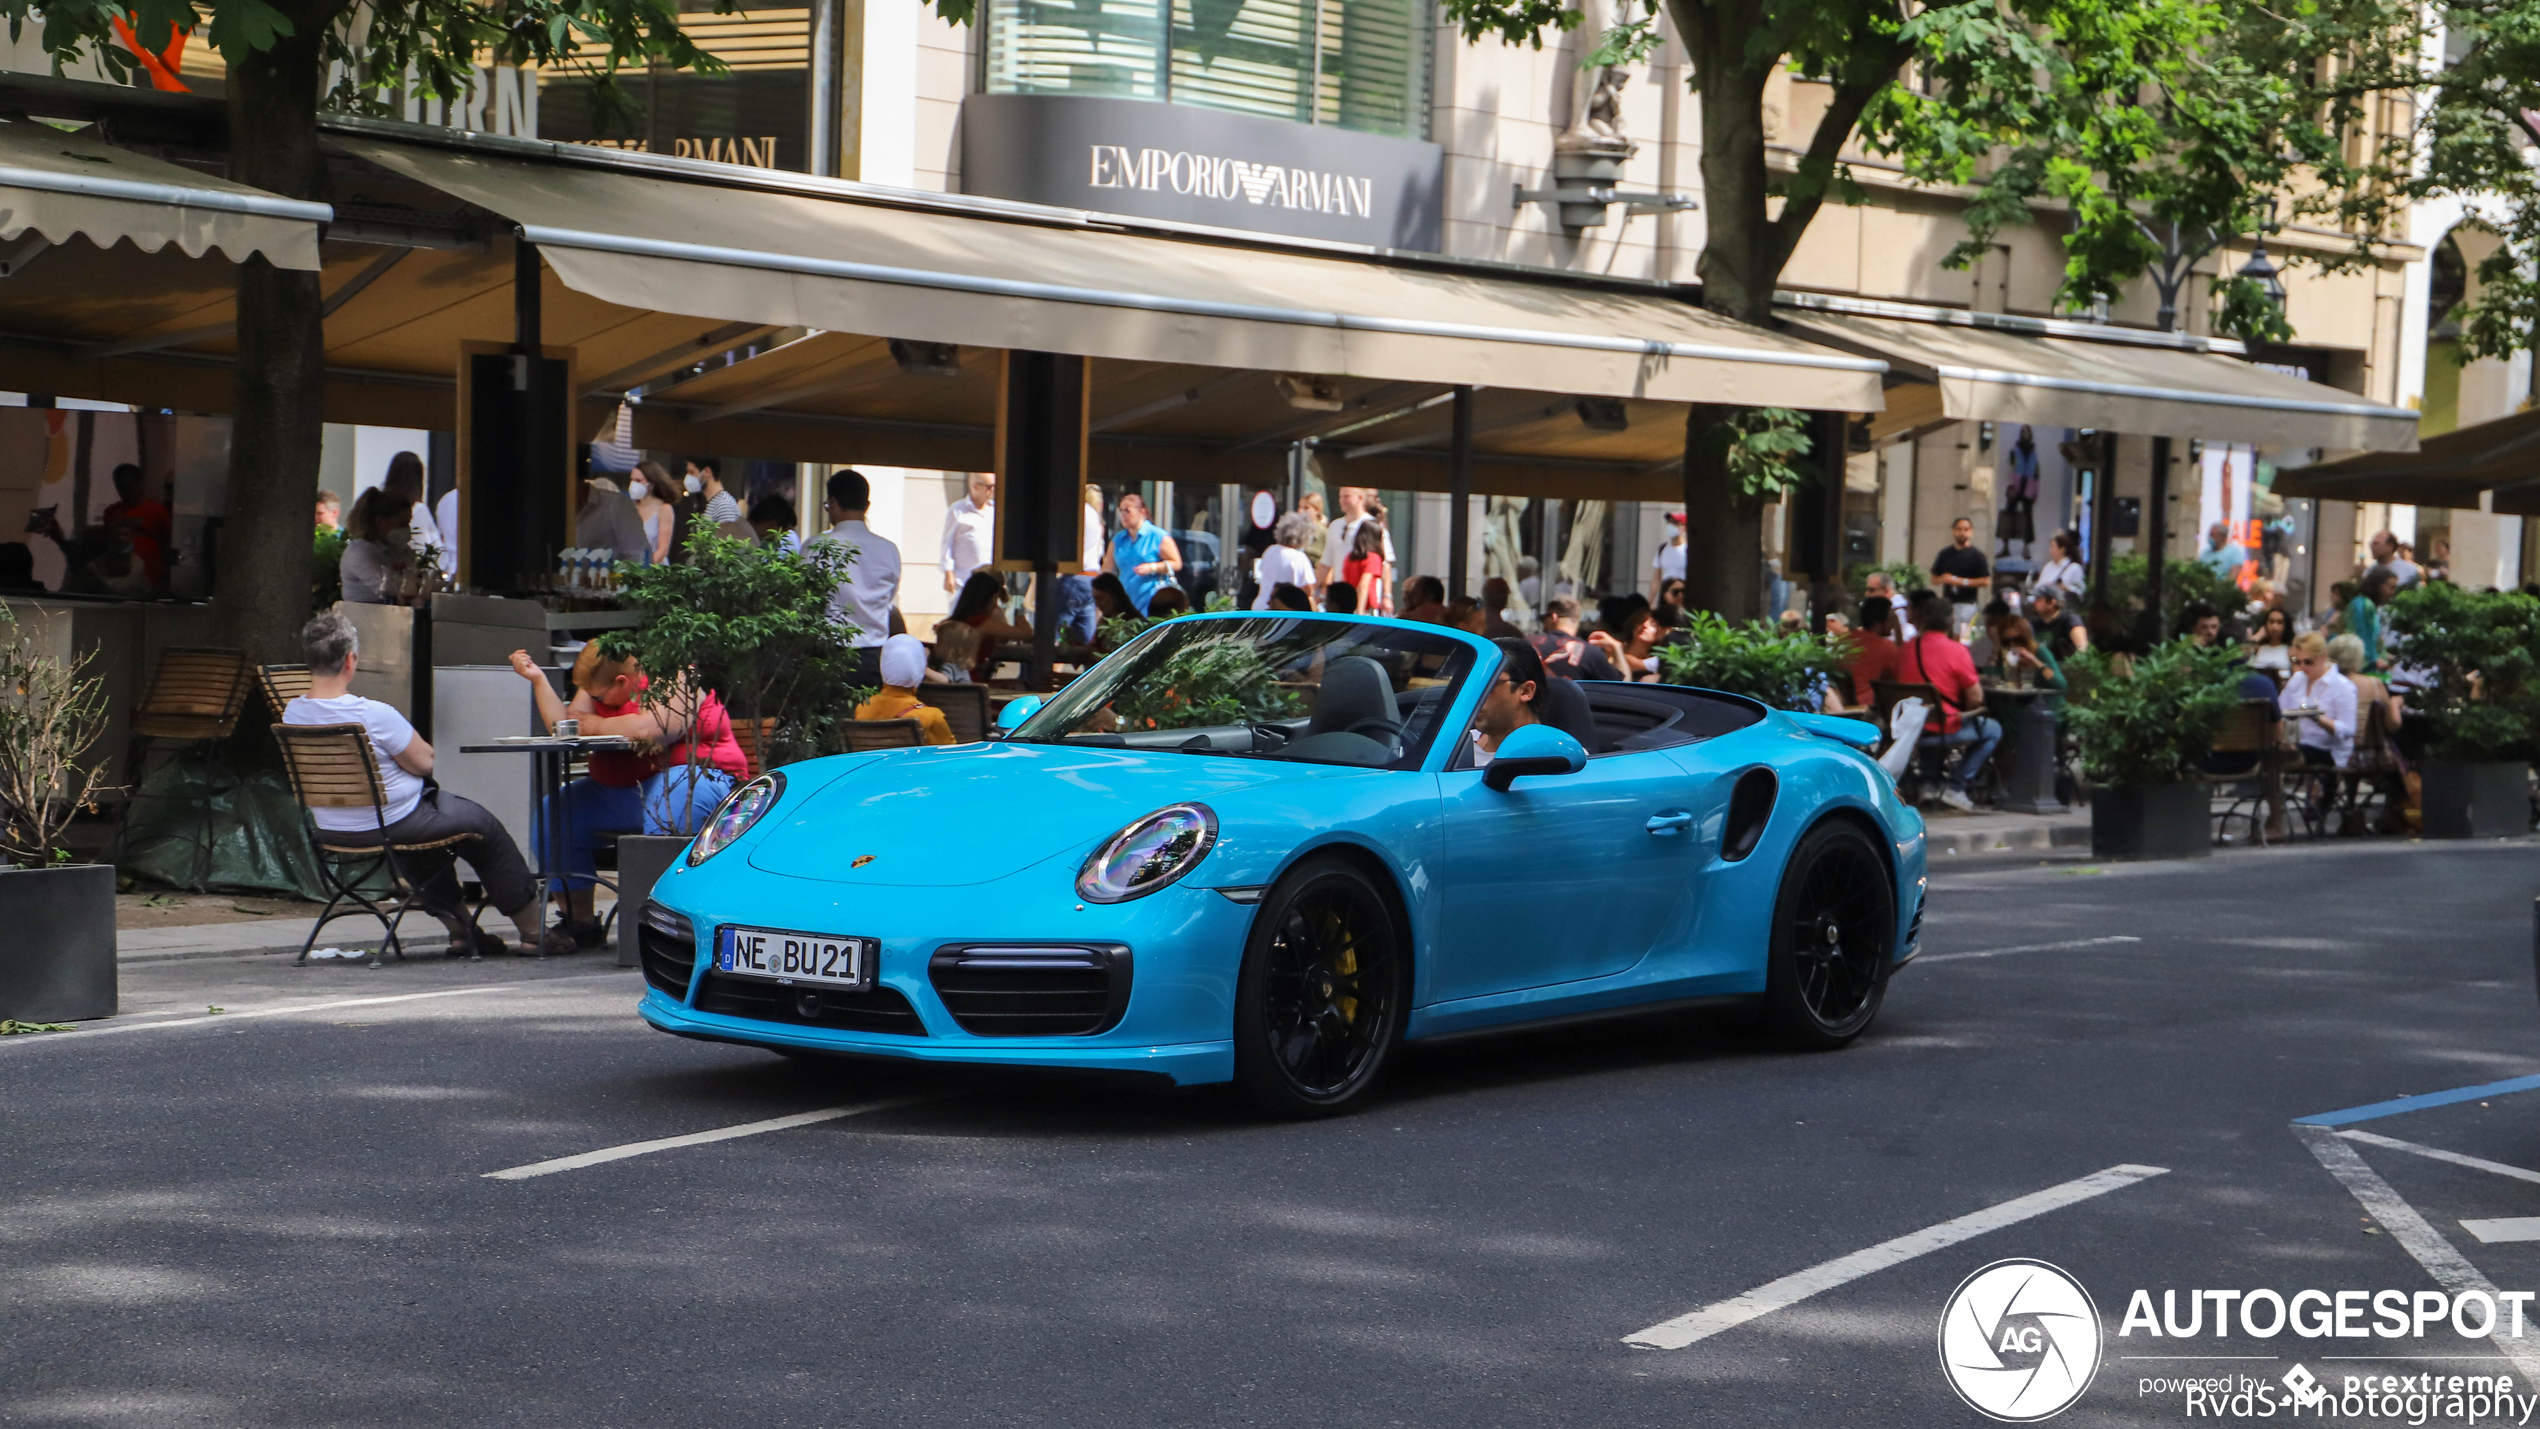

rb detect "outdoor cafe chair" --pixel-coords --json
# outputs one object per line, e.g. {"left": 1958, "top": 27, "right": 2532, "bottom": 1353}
{"left": 2200, "top": 699, "right": 2287, "bottom": 846}
{"left": 2333, "top": 700, "right": 2407, "bottom": 837}
{"left": 731, "top": 717, "right": 779, "bottom": 779}
{"left": 113, "top": 645, "right": 253, "bottom": 890}
{"left": 272, "top": 722, "right": 486, "bottom": 969}
{"left": 838, "top": 718, "right": 925, "bottom": 752}
{"left": 928, "top": 684, "right": 991, "bottom": 745}
{"left": 256, "top": 663, "right": 312, "bottom": 720}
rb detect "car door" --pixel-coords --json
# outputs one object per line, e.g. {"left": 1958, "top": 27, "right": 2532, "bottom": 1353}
{"left": 1426, "top": 744, "right": 1707, "bottom": 1004}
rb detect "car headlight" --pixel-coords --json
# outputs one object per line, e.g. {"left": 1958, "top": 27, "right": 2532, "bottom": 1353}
{"left": 1077, "top": 803, "right": 1217, "bottom": 903}
{"left": 688, "top": 773, "right": 785, "bottom": 866}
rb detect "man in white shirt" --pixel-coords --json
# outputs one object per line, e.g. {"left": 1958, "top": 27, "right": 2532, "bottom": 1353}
{"left": 817, "top": 468, "right": 902, "bottom": 684}
{"left": 940, "top": 472, "right": 996, "bottom": 594}
{"left": 1318, "top": 486, "right": 1396, "bottom": 587}
{"left": 2280, "top": 633, "right": 2357, "bottom": 768}
{"left": 1649, "top": 513, "right": 1688, "bottom": 601}
{"left": 281, "top": 610, "right": 562, "bottom": 955}
{"left": 1863, "top": 569, "right": 1917, "bottom": 640}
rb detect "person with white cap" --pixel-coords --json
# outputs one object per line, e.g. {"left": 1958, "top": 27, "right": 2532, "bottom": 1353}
{"left": 852, "top": 634, "right": 955, "bottom": 745}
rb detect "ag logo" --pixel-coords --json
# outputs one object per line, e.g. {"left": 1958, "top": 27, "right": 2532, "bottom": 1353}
{"left": 1938, "top": 1259, "right": 2102, "bottom": 1421}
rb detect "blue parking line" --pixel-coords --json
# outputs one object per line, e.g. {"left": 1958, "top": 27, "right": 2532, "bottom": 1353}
{"left": 2293, "top": 1072, "right": 2540, "bottom": 1127}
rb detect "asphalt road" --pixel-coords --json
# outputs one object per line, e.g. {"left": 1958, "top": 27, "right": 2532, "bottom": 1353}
{"left": 9, "top": 839, "right": 2540, "bottom": 1428}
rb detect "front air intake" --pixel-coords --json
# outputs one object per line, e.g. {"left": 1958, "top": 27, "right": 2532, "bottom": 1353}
{"left": 927, "top": 944, "right": 1132, "bottom": 1037}
{"left": 638, "top": 903, "right": 699, "bottom": 999}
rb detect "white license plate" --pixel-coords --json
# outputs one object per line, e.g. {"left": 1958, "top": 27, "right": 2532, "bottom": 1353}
{"left": 716, "top": 926, "right": 875, "bottom": 989}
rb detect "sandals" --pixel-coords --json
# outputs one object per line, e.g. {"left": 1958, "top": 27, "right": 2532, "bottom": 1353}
{"left": 445, "top": 930, "right": 507, "bottom": 961}
{"left": 525, "top": 928, "right": 582, "bottom": 958}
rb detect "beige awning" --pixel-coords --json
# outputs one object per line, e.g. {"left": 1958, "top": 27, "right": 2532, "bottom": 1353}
{"left": 334, "top": 134, "right": 1885, "bottom": 412}
{"left": 1782, "top": 302, "right": 2418, "bottom": 452}
{"left": 2273, "top": 406, "right": 2540, "bottom": 510}
{"left": 0, "top": 118, "right": 328, "bottom": 271}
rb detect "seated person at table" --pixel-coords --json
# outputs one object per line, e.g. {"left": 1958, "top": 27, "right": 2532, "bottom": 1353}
{"left": 1896, "top": 590, "right": 1999, "bottom": 813}
{"left": 2279, "top": 632, "right": 2356, "bottom": 771}
{"left": 506, "top": 643, "right": 749, "bottom": 944}
{"left": 854, "top": 635, "right": 956, "bottom": 746}
{"left": 286, "top": 612, "right": 566, "bottom": 956}
{"left": 940, "top": 571, "right": 1032, "bottom": 683}
{"left": 1989, "top": 616, "right": 2064, "bottom": 690}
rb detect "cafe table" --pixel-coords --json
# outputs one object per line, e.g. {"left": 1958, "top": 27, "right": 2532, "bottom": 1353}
{"left": 1981, "top": 682, "right": 2066, "bottom": 815}
{"left": 456, "top": 735, "right": 634, "bottom": 913}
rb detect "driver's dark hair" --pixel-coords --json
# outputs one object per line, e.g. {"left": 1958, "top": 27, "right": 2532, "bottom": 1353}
{"left": 1492, "top": 636, "right": 1547, "bottom": 709}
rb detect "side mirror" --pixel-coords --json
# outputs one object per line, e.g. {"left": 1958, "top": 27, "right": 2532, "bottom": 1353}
{"left": 1482, "top": 722, "right": 1588, "bottom": 791}
{"left": 995, "top": 695, "right": 1044, "bottom": 734}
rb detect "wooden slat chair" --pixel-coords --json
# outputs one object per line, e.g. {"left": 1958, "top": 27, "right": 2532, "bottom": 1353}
{"left": 256, "top": 664, "right": 313, "bottom": 721}
{"left": 273, "top": 722, "right": 482, "bottom": 968}
{"left": 114, "top": 645, "right": 254, "bottom": 890}
{"left": 731, "top": 717, "right": 779, "bottom": 778}
{"left": 929, "top": 684, "right": 991, "bottom": 745}
{"left": 2199, "top": 700, "right": 2286, "bottom": 845}
{"left": 839, "top": 718, "right": 925, "bottom": 752}
{"left": 2335, "top": 698, "right": 2405, "bottom": 837}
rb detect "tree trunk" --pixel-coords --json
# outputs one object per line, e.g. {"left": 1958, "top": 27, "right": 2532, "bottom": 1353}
{"left": 216, "top": 29, "right": 331, "bottom": 666}
{"left": 1677, "top": 9, "right": 1779, "bottom": 327}
{"left": 1682, "top": 404, "right": 1763, "bottom": 621}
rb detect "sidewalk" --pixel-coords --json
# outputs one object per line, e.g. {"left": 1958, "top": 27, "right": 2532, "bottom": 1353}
{"left": 114, "top": 892, "right": 617, "bottom": 963}
{"left": 1918, "top": 807, "right": 2091, "bottom": 859}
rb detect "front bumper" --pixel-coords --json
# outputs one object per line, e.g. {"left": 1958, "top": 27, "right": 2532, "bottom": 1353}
{"left": 638, "top": 857, "right": 1251, "bottom": 1086}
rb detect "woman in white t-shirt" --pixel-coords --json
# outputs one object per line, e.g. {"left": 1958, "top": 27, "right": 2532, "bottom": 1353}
{"left": 1253, "top": 511, "right": 1319, "bottom": 609}
{"left": 281, "top": 610, "right": 570, "bottom": 956}
{"left": 2029, "top": 530, "right": 2086, "bottom": 599}
{"left": 339, "top": 489, "right": 417, "bottom": 605}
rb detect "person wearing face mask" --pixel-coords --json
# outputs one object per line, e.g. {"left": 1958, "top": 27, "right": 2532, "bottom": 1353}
{"left": 686, "top": 457, "right": 741, "bottom": 527}
{"left": 631, "top": 460, "right": 676, "bottom": 564}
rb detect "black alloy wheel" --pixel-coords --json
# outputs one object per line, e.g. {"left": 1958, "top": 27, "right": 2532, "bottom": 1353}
{"left": 1763, "top": 820, "right": 1896, "bottom": 1048}
{"left": 1233, "top": 856, "right": 1407, "bottom": 1117}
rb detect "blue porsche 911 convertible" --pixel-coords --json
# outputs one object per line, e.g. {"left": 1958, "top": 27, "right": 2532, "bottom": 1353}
{"left": 638, "top": 611, "right": 1928, "bottom": 1115}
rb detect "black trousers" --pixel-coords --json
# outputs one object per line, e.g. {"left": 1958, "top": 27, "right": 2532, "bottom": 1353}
{"left": 326, "top": 787, "right": 536, "bottom": 917}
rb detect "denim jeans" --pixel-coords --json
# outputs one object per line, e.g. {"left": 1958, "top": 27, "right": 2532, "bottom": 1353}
{"left": 1918, "top": 714, "right": 2003, "bottom": 791}
{"left": 533, "top": 764, "right": 737, "bottom": 891}
{"left": 1056, "top": 574, "right": 1097, "bottom": 645}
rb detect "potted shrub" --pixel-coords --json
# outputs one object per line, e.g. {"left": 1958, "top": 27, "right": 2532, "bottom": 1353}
{"left": 2385, "top": 583, "right": 2540, "bottom": 839}
{"left": 604, "top": 530, "right": 867, "bottom": 960}
{"left": 1655, "top": 612, "right": 1847, "bottom": 711}
{"left": 0, "top": 608, "right": 118, "bottom": 1021}
{"left": 2063, "top": 639, "right": 2243, "bottom": 860}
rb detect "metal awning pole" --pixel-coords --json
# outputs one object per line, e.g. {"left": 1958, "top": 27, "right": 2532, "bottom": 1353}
{"left": 2143, "top": 434, "right": 2172, "bottom": 647}
{"left": 1448, "top": 386, "right": 1473, "bottom": 599}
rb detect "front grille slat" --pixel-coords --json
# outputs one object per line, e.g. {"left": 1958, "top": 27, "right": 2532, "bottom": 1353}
{"left": 928, "top": 944, "right": 1132, "bottom": 1037}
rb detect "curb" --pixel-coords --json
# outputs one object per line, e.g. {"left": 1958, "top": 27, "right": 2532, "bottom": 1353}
{"left": 1925, "top": 821, "right": 2093, "bottom": 858}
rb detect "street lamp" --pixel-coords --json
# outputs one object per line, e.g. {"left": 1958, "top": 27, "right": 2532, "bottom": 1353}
{"left": 2236, "top": 238, "right": 2286, "bottom": 311}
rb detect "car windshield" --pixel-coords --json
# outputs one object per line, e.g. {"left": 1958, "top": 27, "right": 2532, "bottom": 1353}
{"left": 1009, "top": 615, "right": 1479, "bottom": 770}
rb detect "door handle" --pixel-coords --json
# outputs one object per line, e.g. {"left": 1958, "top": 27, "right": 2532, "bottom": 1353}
{"left": 1645, "top": 811, "right": 1695, "bottom": 835}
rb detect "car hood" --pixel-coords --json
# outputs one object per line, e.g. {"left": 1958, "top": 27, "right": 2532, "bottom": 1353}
{"left": 745, "top": 742, "right": 1333, "bottom": 886}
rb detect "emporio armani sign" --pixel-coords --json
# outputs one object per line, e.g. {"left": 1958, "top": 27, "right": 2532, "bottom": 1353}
{"left": 1087, "top": 144, "right": 1378, "bottom": 219}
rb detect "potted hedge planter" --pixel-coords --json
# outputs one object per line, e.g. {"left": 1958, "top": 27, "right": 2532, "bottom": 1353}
{"left": 2419, "top": 758, "right": 2528, "bottom": 840}
{"left": 2088, "top": 783, "right": 2211, "bottom": 860}
{"left": 2064, "top": 639, "right": 2244, "bottom": 862}
{"left": 0, "top": 608, "right": 117, "bottom": 1022}
{"left": 615, "top": 834, "right": 692, "bottom": 968}
{"left": 2383, "top": 586, "right": 2540, "bottom": 841}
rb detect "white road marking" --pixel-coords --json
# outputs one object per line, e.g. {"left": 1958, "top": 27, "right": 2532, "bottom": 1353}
{"left": 0, "top": 986, "right": 514, "bottom": 1046}
{"left": 1623, "top": 1164, "right": 2167, "bottom": 1350}
{"left": 483, "top": 1095, "right": 943, "bottom": 1181}
{"left": 2460, "top": 1219, "right": 2540, "bottom": 1245}
{"left": 2295, "top": 1125, "right": 2540, "bottom": 1382}
{"left": 1916, "top": 935, "right": 2144, "bottom": 965}
{"left": 2340, "top": 1129, "right": 2540, "bottom": 1188}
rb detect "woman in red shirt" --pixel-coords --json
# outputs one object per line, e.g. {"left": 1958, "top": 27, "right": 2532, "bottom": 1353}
{"left": 508, "top": 644, "right": 750, "bottom": 945}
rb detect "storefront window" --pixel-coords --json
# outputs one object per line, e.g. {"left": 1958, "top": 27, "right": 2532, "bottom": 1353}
{"left": 985, "top": 0, "right": 1431, "bottom": 138}
{"left": 539, "top": 0, "right": 813, "bottom": 169}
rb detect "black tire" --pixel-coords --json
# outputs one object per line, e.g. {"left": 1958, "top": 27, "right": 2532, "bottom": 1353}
{"left": 1233, "top": 856, "right": 1408, "bottom": 1117}
{"left": 1763, "top": 820, "right": 1896, "bottom": 1048}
